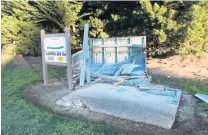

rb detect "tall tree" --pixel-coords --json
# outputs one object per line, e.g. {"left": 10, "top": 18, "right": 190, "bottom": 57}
{"left": 139, "top": 0, "right": 183, "bottom": 56}
{"left": 80, "top": 1, "right": 109, "bottom": 38}
{"left": 1, "top": 1, "right": 40, "bottom": 55}
{"left": 179, "top": 2, "right": 208, "bottom": 55}
{"left": 33, "top": 1, "right": 92, "bottom": 48}
{"left": 1, "top": 1, "right": 207, "bottom": 57}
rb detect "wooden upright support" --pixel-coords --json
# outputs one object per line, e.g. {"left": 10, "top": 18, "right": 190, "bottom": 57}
{"left": 102, "top": 39, "right": 105, "bottom": 64}
{"left": 87, "top": 38, "right": 91, "bottom": 84}
{"left": 80, "top": 24, "right": 89, "bottom": 86}
{"left": 143, "top": 36, "right": 147, "bottom": 72}
{"left": 41, "top": 29, "right": 48, "bottom": 85}
{"left": 115, "top": 37, "right": 118, "bottom": 63}
{"left": 65, "top": 28, "right": 73, "bottom": 90}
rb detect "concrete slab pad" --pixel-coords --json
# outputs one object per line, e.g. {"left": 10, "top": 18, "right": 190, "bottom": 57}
{"left": 56, "top": 83, "right": 181, "bottom": 129}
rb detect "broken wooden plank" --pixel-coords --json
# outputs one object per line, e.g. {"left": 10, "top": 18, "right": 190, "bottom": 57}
{"left": 195, "top": 94, "right": 208, "bottom": 103}
{"left": 115, "top": 76, "right": 148, "bottom": 79}
{"left": 91, "top": 72, "right": 148, "bottom": 82}
{"left": 120, "top": 64, "right": 139, "bottom": 75}
{"left": 90, "top": 73, "right": 125, "bottom": 82}
{"left": 136, "top": 84, "right": 166, "bottom": 90}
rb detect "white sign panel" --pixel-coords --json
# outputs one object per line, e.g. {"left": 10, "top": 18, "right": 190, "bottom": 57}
{"left": 44, "top": 37, "right": 67, "bottom": 63}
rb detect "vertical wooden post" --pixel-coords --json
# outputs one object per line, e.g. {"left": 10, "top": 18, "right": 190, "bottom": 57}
{"left": 128, "top": 37, "right": 131, "bottom": 63}
{"left": 102, "top": 39, "right": 105, "bottom": 64}
{"left": 41, "top": 29, "right": 48, "bottom": 85}
{"left": 143, "top": 36, "right": 147, "bottom": 72}
{"left": 65, "top": 28, "right": 73, "bottom": 90}
{"left": 80, "top": 24, "right": 89, "bottom": 86}
{"left": 91, "top": 39, "right": 94, "bottom": 64}
{"left": 115, "top": 37, "right": 117, "bottom": 63}
{"left": 87, "top": 42, "right": 91, "bottom": 84}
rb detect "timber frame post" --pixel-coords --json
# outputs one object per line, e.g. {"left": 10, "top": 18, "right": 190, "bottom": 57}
{"left": 65, "top": 28, "right": 73, "bottom": 90}
{"left": 79, "top": 24, "right": 90, "bottom": 86}
{"left": 41, "top": 29, "right": 48, "bottom": 85}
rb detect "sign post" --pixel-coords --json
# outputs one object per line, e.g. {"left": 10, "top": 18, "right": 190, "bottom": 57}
{"left": 41, "top": 30, "right": 48, "bottom": 85}
{"left": 41, "top": 28, "right": 73, "bottom": 90}
{"left": 65, "top": 28, "right": 73, "bottom": 90}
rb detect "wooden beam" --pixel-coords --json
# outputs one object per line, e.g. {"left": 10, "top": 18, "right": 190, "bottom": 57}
{"left": 41, "top": 29, "right": 48, "bottom": 85}
{"left": 65, "top": 28, "right": 73, "bottom": 90}
{"left": 90, "top": 73, "right": 124, "bottom": 82}
{"left": 89, "top": 44, "right": 143, "bottom": 49}
{"left": 102, "top": 39, "right": 105, "bottom": 64}
{"left": 87, "top": 45, "right": 91, "bottom": 84}
{"left": 79, "top": 24, "right": 89, "bottom": 86}
{"left": 115, "top": 37, "right": 117, "bottom": 63}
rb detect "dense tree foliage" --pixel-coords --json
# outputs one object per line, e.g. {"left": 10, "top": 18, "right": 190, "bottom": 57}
{"left": 1, "top": 1, "right": 40, "bottom": 55}
{"left": 1, "top": 1, "right": 208, "bottom": 57}
{"left": 179, "top": 2, "right": 208, "bottom": 56}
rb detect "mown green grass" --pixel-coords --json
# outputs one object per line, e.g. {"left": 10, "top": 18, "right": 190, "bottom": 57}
{"left": 152, "top": 75, "right": 208, "bottom": 95}
{"left": 1, "top": 68, "right": 118, "bottom": 135}
{"left": 152, "top": 75, "right": 208, "bottom": 113}
{"left": 2, "top": 67, "right": 208, "bottom": 135}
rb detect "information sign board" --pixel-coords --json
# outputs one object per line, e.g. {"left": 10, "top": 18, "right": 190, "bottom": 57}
{"left": 44, "top": 37, "right": 67, "bottom": 63}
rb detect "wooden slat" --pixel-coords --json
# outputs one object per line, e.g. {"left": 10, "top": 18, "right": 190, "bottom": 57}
{"left": 115, "top": 37, "right": 118, "bottom": 63}
{"left": 102, "top": 39, "right": 105, "bottom": 64}
{"left": 87, "top": 41, "right": 91, "bottom": 84}
{"left": 89, "top": 44, "right": 143, "bottom": 49}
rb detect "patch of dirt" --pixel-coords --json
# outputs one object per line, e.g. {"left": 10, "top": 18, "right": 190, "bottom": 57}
{"left": 23, "top": 80, "right": 208, "bottom": 135}
{"left": 147, "top": 54, "right": 208, "bottom": 79}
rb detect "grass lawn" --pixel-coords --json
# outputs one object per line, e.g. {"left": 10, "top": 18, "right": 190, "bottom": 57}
{"left": 1, "top": 68, "right": 118, "bottom": 135}
{"left": 152, "top": 75, "right": 208, "bottom": 95}
{"left": 152, "top": 75, "right": 208, "bottom": 113}
{"left": 1, "top": 67, "right": 208, "bottom": 135}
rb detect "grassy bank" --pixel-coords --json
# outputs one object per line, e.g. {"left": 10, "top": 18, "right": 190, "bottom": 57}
{"left": 152, "top": 75, "right": 208, "bottom": 114}
{"left": 1, "top": 68, "right": 118, "bottom": 135}
{"left": 152, "top": 75, "right": 208, "bottom": 94}
{"left": 2, "top": 67, "right": 208, "bottom": 135}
